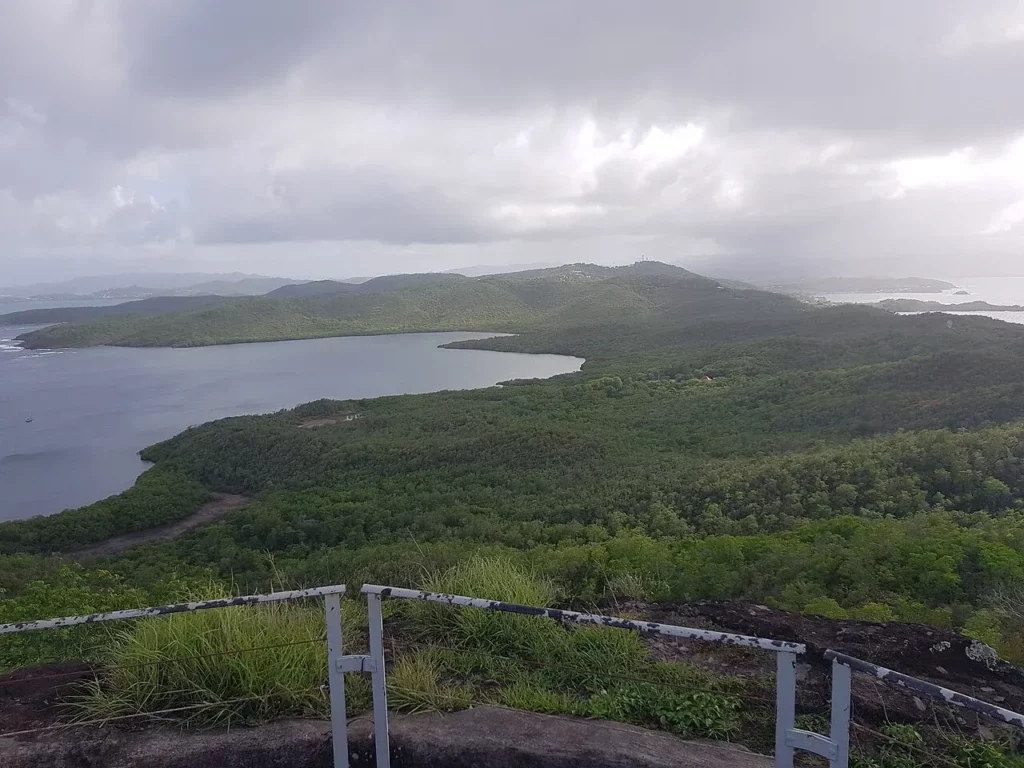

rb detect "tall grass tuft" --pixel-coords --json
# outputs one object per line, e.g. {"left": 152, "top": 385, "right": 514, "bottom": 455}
{"left": 386, "top": 650, "right": 474, "bottom": 713}
{"left": 77, "top": 595, "right": 367, "bottom": 727}
{"left": 411, "top": 556, "right": 561, "bottom": 656}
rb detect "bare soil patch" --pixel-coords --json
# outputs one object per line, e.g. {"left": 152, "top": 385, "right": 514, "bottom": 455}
{"left": 297, "top": 414, "right": 362, "bottom": 429}
{"left": 0, "top": 661, "right": 94, "bottom": 737}
{"left": 296, "top": 418, "right": 337, "bottom": 428}
{"left": 69, "top": 493, "right": 250, "bottom": 559}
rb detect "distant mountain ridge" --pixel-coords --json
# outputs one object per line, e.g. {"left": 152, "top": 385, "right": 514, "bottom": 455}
{"left": 0, "top": 273, "right": 299, "bottom": 299}
{"left": 487, "top": 261, "right": 705, "bottom": 282}
{"left": 0, "top": 295, "right": 234, "bottom": 325}
{"left": 266, "top": 272, "right": 465, "bottom": 298}
{"left": 15, "top": 261, "right": 745, "bottom": 350}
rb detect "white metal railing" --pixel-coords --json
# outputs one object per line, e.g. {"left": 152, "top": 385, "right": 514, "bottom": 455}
{"left": 0, "top": 585, "right": 349, "bottom": 634}
{"left": 0, "top": 584, "right": 385, "bottom": 768}
{"left": 7, "top": 585, "right": 1024, "bottom": 768}
{"left": 826, "top": 649, "right": 1024, "bottom": 725}
{"left": 360, "top": 584, "right": 827, "bottom": 768}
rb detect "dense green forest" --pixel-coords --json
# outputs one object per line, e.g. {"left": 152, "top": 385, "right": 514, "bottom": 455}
{"left": 16, "top": 262, "right": 719, "bottom": 348}
{"left": 6, "top": 268, "right": 1024, "bottom": 624}
{"left": 6, "top": 264, "right": 1024, "bottom": 762}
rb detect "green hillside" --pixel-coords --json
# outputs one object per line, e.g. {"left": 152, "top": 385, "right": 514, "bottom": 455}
{"left": 16, "top": 264, "right": 764, "bottom": 349}
{"left": 16, "top": 279, "right": 534, "bottom": 348}
{"left": 0, "top": 295, "right": 234, "bottom": 325}
{"left": 266, "top": 271, "right": 465, "bottom": 299}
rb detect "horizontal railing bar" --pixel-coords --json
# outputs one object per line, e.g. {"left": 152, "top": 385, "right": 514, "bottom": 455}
{"left": 826, "top": 650, "right": 1024, "bottom": 729}
{"left": 362, "top": 585, "right": 805, "bottom": 654}
{"left": 0, "top": 585, "right": 347, "bottom": 635}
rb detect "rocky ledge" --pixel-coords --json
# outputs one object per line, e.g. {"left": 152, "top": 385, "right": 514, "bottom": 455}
{"left": 0, "top": 706, "right": 770, "bottom": 768}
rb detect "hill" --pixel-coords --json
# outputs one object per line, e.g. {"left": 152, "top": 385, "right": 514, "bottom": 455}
{"left": 265, "top": 279, "right": 357, "bottom": 299}
{"left": 492, "top": 261, "right": 705, "bottom": 282}
{"left": 4, "top": 273, "right": 471, "bottom": 329}
{"left": 19, "top": 264, "right": 1005, "bottom": 359}
{"left": 15, "top": 278, "right": 538, "bottom": 349}
{"left": 14, "top": 264, "right": 724, "bottom": 349}
{"left": 0, "top": 273, "right": 296, "bottom": 299}
{"left": 0, "top": 295, "right": 234, "bottom": 325}
{"left": 267, "top": 272, "right": 466, "bottom": 298}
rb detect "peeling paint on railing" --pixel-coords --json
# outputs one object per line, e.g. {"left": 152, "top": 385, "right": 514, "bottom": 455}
{"left": 0, "top": 585, "right": 347, "bottom": 635}
{"left": 825, "top": 650, "right": 1024, "bottom": 730}
{"left": 361, "top": 584, "right": 806, "bottom": 654}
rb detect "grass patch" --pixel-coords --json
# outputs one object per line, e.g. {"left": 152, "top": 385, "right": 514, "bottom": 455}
{"left": 410, "top": 556, "right": 562, "bottom": 657}
{"left": 76, "top": 592, "right": 368, "bottom": 727}
{"left": 386, "top": 650, "right": 474, "bottom": 713}
{"left": 389, "top": 555, "right": 747, "bottom": 742}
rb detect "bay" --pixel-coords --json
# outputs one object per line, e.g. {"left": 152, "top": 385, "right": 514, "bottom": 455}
{"left": 0, "top": 331, "right": 582, "bottom": 521}
{"left": 821, "top": 276, "right": 1024, "bottom": 325}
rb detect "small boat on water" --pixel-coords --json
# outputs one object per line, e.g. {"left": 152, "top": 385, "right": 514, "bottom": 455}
{"left": 25, "top": 417, "right": 32, "bottom": 423}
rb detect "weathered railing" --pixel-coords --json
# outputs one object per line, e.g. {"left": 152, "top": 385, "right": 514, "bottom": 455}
{"left": 7, "top": 585, "right": 1024, "bottom": 768}
{"left": 826, "top": 650, "right": 1024, "bottom": 730}
{"left": 361, "top": 584, "right": 825, "bottom": 768}
{"left": 0, "top": 585, "right": 388, "bottom": 768}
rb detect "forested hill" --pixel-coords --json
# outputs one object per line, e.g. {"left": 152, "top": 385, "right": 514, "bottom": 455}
{"left": 265, "top": 271, "right": 466, "bottom": 298}
{"left": 0, "top": 295, "right": 234, "bottom": 324}
{"left": 15, "top": 263, "right": 773, "bottom": 350}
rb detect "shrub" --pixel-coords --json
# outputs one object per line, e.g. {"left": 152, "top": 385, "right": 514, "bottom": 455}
{"left": 803, "top": 597, "right": 849, "bottom": 619}
{"left": 850, "top": 603, "right": 897, "bottom": 622}
{"left": 0, "top": 566, "right": 150, "bottom": 671}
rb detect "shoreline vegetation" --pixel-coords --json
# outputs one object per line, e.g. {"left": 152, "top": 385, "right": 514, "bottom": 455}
{"left": 6, "top": 261, "right": 1024, "bottom": 763}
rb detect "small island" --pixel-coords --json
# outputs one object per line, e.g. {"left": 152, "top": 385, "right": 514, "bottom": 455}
{"left": 775, "top": 276, "right": 959, "bottom": 294}
{"left": 873, "top": 298, "right": 1024, "bottom": 313}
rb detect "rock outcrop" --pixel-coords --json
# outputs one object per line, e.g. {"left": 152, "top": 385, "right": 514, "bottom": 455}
{"left": 1, "top": 707, "right": 771, "bottom": 768}
{"left": 640, "top": 600, "right": 1024, "bottom": 731}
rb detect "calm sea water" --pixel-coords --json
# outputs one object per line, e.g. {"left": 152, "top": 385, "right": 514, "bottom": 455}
{"left": 0, "top": 330, "right": 582, "bottom": 521}
{"left": 822, "top": 276, "right": 1024, "bottom": 325}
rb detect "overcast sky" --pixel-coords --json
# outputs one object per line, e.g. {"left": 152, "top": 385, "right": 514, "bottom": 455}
{"left": 2, "top": 1, "right": 1024, "bottom": 284}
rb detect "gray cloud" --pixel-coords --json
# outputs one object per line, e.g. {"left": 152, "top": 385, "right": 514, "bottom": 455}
{"left": 1, "top": 0, "right": 1023, "bottom": 284}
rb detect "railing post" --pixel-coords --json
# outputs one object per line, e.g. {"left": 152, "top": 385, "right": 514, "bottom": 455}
{"left": 829, "top": 659, "right": 852, "bottom": 768}
{"left": 325, "top": 593, "right": 350, "bottom": 768}
{"left": 775, "top": 651, "right": 797, "bottom": 768}
{"left": 367, "top": 592, "right": 391, "bottom": 768}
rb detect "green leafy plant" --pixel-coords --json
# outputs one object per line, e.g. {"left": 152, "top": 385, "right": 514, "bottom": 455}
{"left": 650, "top": 691, "right": 740, "bottom": 739}
{"left": 949, "top": 737, "right": 1024, "bottom": 768}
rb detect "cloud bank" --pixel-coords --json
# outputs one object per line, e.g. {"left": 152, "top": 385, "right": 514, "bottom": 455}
{"left": 2, "top": 1, "right": 1023, "bottom": 282}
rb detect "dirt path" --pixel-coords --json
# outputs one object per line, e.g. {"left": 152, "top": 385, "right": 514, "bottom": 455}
{"left": 69, "top": 493, "right": 250, "bottom": 559}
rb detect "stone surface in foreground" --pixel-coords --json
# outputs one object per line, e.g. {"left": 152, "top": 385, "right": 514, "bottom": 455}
{"left": 1, "top": 706, "right": 772, "bottom": 767}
